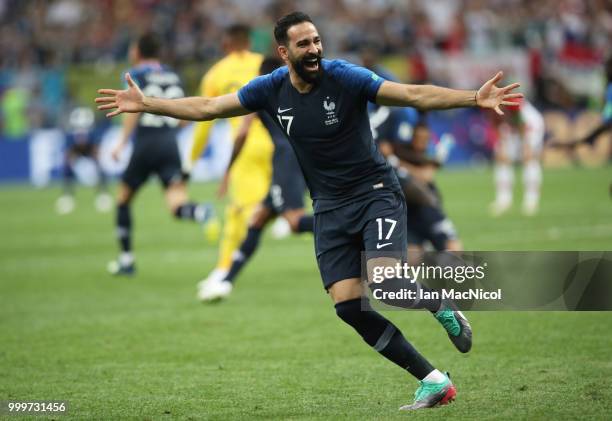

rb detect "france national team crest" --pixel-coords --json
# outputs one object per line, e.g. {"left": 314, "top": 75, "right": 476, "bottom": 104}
{"left": 323, "top": 96, "right": 339, "bottom": 126}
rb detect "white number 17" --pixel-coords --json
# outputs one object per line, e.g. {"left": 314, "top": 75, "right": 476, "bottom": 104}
{"left": 277, "top": 115, "right": 294, "bottom": 136}
{"left": 376, "top": 217, "right": 397, "bottom": 240}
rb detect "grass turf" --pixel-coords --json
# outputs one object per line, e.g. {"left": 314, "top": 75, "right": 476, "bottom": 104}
{"left": 1, "top": 166, "right": 611, "bottom": 420}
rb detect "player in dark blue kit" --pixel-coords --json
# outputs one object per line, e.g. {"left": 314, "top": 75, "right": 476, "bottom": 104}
{"left": 96, "top": 13, "right": 522, "bottom": 409}
{"left": 198, "top": 56, "right": 314, "bottom": 301}
{"left": 56, "top": 106, "right": 112, "bottom": 215}
{"left": 106, "top": 33, "right": 213, "bottom": 276}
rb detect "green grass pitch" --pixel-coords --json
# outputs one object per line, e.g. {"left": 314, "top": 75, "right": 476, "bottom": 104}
{"left": 1, "top": 166, "right": 611, "bottom": 419}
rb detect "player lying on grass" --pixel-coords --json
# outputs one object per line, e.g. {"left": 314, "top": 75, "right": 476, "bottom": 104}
{"left": 96, "top": 12, "right": 522, "bottom": 410}
{"left": 198, "top": 56, "right": 314, "bottom": 301}
{"left": 107, "top": 33, "right": 214, "bottom": 276}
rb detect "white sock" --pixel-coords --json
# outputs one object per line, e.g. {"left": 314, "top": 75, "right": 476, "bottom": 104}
{"left": 523, "top": 160, "right": 541, "bottom": 207}
{"left": 423, "top": 369, "right": 447, "bottom": 384}
{"left": 494, "top": 163, "right": 514, "bottom": 205}
{"left": 119, "top": 252, "right": 134, "bottom": 266}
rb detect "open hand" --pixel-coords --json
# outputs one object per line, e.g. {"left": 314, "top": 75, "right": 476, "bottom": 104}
{"left": 96, "top": 73, "right": 145, "bottom": 118}
{"left": 476, "top": 71, "right": 523, "bottom": 115}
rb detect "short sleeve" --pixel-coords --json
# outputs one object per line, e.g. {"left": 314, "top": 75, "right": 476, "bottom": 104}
{"left": 327, "top": 60, "right": 385, "bottom": 102}
{"left": 237, "top": 74, "right": 272, "bottom": 111}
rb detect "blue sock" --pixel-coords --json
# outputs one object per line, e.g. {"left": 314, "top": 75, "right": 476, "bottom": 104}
{"left": 116, "top": 204, "right": 131, "bottom": 252}
{"left": 174, "top": 203, "right": 199, "bottom": 221}
{"left": 225, "top": 227, "right": 262, "bottom": 284}
{"left": 335, "top": 298, "right": 434, "bottom": 380}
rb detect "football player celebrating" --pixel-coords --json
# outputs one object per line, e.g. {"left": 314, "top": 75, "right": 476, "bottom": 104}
{"left": 97, "top": 12, "right": 522, "bottom": 410}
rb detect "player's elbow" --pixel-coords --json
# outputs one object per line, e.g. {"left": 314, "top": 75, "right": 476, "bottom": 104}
{"left": 404, "top": 85, "right": 426, "bottom": 110}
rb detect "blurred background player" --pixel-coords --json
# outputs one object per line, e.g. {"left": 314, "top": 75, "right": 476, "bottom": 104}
{"left": 364, "top": 52, "right": 461, "bottom": 255}
{"left": 107, "top": 33, "right": 213, "bottom": 275}
{"left": 188, "top": 24, "right": 274, "bottom": 289}
{"left": 396, "top": 122, "right": 462, "bottom": 254}
{"left": 489, "top": 98, "right": 545, "bottom": 216}
{"left": 55, "top": 106, "right": 112, "bottom": 214}
{"left": 369, "top": 105, "right": 462, "bottom": 253}
{"left": 198, "top": 57, "right": 313, "bottom": 301}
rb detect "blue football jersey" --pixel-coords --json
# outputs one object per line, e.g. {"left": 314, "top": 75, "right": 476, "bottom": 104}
{"left": 238, "top": 59, "right": 399, "bottom": 212}
{"left": 127, "top": 63, "right": 184, "bottom": 140}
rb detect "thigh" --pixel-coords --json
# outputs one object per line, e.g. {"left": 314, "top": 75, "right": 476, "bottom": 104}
{"left": 314, "top": 208, "right": 362, "bottom": 290}
{"left": 362, "top": 191, "right": 408, "bottom": 257}
{"left": 362, "top": 192, "right": 408, "bottom": 285}
{"left": 328, "top": 278, "right": 364, "bottom": 303}
{"left": 155, "top": 138, "right": 184, "bottom": 188}
{"left": 122, "top": 147, "right": 151, "bottom": 191}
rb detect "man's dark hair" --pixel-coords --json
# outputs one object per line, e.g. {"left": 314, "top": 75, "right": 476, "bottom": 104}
{"left": 137, "top": 32, "right": 161, "bottom": 59}
{"left": 273, "top": 12, "right": 313, "bottom": 45}
{"left": 225, "top": 23, "right": 251, "bottom": 43}
{"left": 260, "top": 56, "right": 283, "bottom": 75}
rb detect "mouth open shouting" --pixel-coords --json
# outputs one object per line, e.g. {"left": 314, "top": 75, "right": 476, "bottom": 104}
{"left": 294, "top": 52, "right": 323, "bottom": 84}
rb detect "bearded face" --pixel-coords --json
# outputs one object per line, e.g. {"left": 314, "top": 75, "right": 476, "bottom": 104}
{"left": 282, "top": 22, "right": 324, "bottom": 84}
{"left": 288, "top": 47, "right": 323, "bottom": 84}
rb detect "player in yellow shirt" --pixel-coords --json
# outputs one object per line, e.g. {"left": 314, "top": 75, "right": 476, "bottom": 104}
{"left": 188, "top": 24, "right": 274, "bottom": 293}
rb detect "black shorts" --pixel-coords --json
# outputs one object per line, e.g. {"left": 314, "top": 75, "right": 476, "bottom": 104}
{"left": 122, "top": 135, "right": 183, "bottom": 191}
{"left": 405, "top": 203, "right": 458, "bottom": 250}
{"left": 314, "top": 189, "right": 407, "bottom": 289}
{"left": 68, "top": 142, "right": 97, "bottom": 158}
{"left": 262, "top": 150, "right": 306, "bottom": 214}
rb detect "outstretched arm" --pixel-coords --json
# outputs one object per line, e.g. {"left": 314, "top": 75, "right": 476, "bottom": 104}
{"left": 95, "top": 73, "right": 250, "bottom": 121}
{"left": 376, "top": 71, "right": 522, "bottom": 116}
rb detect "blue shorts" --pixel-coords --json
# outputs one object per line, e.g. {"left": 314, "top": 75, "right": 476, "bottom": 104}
{"left": 122, "top": 135, "right": 183, "bottom": 190}
{"left": 314, "top": 189, "right": 407, "bottom": 289}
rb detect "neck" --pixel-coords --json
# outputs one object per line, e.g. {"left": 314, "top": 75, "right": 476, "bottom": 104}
{"left": 288, "top": 67, "right": 313, "bottom": 94}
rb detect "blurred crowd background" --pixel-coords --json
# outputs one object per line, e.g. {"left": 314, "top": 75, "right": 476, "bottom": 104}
{"left": 0, "top": 0, "right": 610, "bottom": 181}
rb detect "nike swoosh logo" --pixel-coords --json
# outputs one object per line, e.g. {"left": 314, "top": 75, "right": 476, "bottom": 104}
{"left": 376, "top": 242, "right": 392, "bottom": 249}
{"left": 277, "top": 107, "right": 292, "bottom": 113}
